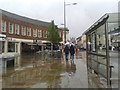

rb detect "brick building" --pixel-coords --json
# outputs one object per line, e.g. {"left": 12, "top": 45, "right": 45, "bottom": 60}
{"left": 0, "top": 9, "right": 67, "bottom": 55}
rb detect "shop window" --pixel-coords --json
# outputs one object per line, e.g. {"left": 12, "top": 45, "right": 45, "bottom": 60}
{"left": 8, "top": 42, "right": 15, "bottom": 52}
{"left": 0, "top": 41, "right": 5, "bottom": 53}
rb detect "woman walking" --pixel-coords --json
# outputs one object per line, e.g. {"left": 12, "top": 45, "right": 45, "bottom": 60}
{"left": 70, "top": 45, "right": 75, "bottom": 60}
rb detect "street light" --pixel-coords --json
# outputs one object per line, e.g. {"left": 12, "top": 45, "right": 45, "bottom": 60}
{"left": 64, "top": 0, "right": 77, "bottom": 43}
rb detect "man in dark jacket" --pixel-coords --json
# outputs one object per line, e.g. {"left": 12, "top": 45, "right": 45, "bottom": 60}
{"left": 70, "top": 45, "right": 75, "bottom": 60}
{"left": 64, "top": 45, "right": 69, "bottom": 60}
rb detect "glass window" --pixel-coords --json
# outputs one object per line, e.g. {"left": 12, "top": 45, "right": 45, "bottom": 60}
{"left": 91, "top": 32, "right": 96, "bottom": 52}
{"left": 98, "top": 62, "right": 107, "bottom": 78}
{"left": 96, "top": 24, "right": 106, "bottom": 55}
{"left": 108, "top": 13, "right": 119, "bottom": 22}
{"left": 15, "top": 43, "right": 18, "bottom": 53}
{"left": 9, "top": 22, "right": 14, "bottom": 34}
{"left": 33, "top": 29, "right": 37, "bottom": 37}
{"left": 59, "top": 32, "right": 62, "bottom": 38}
{"left": 87, "top": 34, "right": 91, "bottom": 52}
{"left": 27, "top": 27, "right": 31, "bottom": 36}
{"left": 87, "top": 54, "right": 92, "bottom": 67}
{"left": 44, "top": 31, "right": 47, "bottom": 38}
{"left": 108, "top": 23, "right": 118, "bottom": 32}
{"left": 108, "top": 22, "right": 119, "bottom": 51}
{"left": 15, "top": 24, "right": 20, "bottom": 35}
{"left": 22, "top": 26, "right": 26, "bottom": 36}
{"left": 2, "top": 20, "right": 6, "bottom": 32}
{"left": 38, "top": 30, "right": 42, "bottom": 37}
{"left": 0, "top": 41, "right": 5, "bottom": 53}
{"left": 8, "top": 42, "right": 15, "bottom": 52}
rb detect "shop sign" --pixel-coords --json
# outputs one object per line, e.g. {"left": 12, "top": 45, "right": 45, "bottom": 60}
{"left": 33, "top": 40, "right": 42, "bottom": 43}
{"left": 0, "top": 34, "right": 6, "bottom": 38}
{"left": 2, "top": 37, "right": 12, "bottom": 41}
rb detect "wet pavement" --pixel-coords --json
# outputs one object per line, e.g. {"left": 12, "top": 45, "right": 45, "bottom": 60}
{"left": 1, "top": 51, "right": 119, "bottom": 88}
{"left": 1, "top": 52, "right": 89, "bottom": 88}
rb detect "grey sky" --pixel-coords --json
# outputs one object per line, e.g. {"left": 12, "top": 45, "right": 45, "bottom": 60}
{"left": 0, "top": 0, "right": 119, "bottom": 38}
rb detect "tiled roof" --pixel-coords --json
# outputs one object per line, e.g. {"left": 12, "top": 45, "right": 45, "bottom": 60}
{"left": 0, "top": 9, "right": 51, "bottom": 27}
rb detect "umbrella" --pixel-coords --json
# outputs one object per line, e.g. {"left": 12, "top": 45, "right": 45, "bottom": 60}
{"left": 69, "top": 42, "right": 75, "bottom": 46}
{"left": 64, "top": 42, "right": 74, "bottom": 46}
{"left": 64, "top": 42, "right": 69, "bottom": 45}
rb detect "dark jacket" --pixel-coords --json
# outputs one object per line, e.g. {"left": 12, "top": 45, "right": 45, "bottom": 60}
{"left": 70, "top": 45, "right": 75, "bottom": 55}
{"left": 64, "top": 46, "right": 69, "bottom": 54}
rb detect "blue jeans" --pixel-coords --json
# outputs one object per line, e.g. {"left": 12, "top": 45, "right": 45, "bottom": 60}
{"left": 70, "top": 54, "right": 74, "bottom": 60}
{"left": 65, "top": 53, "right": 69, "bottom": 60}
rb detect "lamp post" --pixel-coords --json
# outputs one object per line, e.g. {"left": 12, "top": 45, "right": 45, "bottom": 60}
{"left": 64, "top": 0, "right": 66, "bottom": 43}
{"left": 63, "top": 0, "right": 77, "bottom": 43}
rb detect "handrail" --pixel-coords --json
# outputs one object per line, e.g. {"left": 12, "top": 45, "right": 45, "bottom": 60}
{"left": 87, "top": 52, "right": 106, "bottom": 57}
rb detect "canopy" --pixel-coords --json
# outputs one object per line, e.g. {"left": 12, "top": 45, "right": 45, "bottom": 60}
{"left": 64, "top": 42, "right": 74, "bottom": 46}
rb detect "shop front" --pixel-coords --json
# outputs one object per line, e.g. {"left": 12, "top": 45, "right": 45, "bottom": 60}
{"left": 21, "top": 42, "right": 46, "bottom": 53}
{"left": 0, "top": 39, "right": 21, "bottom": 55}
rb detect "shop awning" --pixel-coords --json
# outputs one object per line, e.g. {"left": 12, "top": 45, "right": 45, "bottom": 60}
{"left": 0, "top": 34, "right": 6, "bottom": 38}
{"left": 23, "top": 42, "right": 46, "bottom": 46}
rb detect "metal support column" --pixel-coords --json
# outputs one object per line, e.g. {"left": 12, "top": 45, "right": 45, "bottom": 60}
{"left": 105, "top": 22, "right": 110, "bottom": 86}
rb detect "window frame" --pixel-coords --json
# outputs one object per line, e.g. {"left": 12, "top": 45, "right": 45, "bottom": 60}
{"left": 21, "top": 26, "right": 26, "bottom": 36}
{"left": 9, "top": 22, "right": 14, "bottom": 34}
{"left": 33, "top": 29, "right": 37, "bottom": 37}
{"left": 27, "top": 27, "right": 31, "bottom": 36}
{"left": 2, "top": 20, "right": 6, "bottom": 32}
{"left": 43, "top": 30, "right": 47, "bottom": 38}
{"left": 38, "top": 29, "right": 42, "bottom": 38}
{"left": 15, "top": 24, "right": 20, "bottom": 35}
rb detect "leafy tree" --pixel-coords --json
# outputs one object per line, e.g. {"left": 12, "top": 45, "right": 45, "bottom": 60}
{"left": 47, "top": 20, "right": 62, "bottom": 55}
{"left": 70, "top": 37, "right": 76, "bottom": 41}
{"left": 47, "top": 20, "right": 62, "bottom": 43}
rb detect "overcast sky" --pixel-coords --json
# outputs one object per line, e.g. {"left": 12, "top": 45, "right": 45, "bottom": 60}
{"left": 0, "top": 0, "right": 119, "bottom": 38}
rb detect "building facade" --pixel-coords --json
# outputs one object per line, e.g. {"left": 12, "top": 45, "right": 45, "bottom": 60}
{"left": 0, "top": 9, "right": 66, "bottom": 55}
{"left": 76, "top": 34, "right": 86, "bottom": 50}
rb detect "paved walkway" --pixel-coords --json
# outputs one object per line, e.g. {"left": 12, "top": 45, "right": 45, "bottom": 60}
{"left": 31, "top": 53, "right": 89, "bottom": 88}
{"left": 1, "top": 51, "right": 119, "bottom": 88}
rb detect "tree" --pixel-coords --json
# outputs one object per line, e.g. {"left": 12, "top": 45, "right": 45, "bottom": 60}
{"left": 70, "top": 37, "right": 76, "bottom": 41}
{"left": 47, "top": 20, "right": 62, "bottom": 55}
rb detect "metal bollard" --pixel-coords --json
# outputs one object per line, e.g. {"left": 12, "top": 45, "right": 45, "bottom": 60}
{"left": 110, "top": 65, "right": 114, "bottom": 85}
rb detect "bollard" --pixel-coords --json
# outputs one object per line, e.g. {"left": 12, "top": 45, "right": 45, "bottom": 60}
{"left": 110, "top": 65, "right": 114, "bottom": 85}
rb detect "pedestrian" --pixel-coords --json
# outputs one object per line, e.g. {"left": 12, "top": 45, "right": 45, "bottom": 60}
{"left": 75, "top": 44, "right": 79, "bottom": 54}
{"left": 70, "top": 45, "right": 75, "bottom": 60}
{"left": 64, "top": 45, "right": 69, "bottom": 60}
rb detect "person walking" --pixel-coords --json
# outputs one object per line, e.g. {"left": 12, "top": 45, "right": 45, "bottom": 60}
{"left": 70, "top": 45, "right": 75, "bottom": 61}
{"left": 75, "top": 44, "right": 79, "bottom": 54}
{"left": 64, "top": 45, "right": 69, "bottom": 60}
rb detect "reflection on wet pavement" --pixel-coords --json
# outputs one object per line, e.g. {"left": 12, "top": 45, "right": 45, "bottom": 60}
{"left": 2, "top": 52, "right": 89, "bottom": 88}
